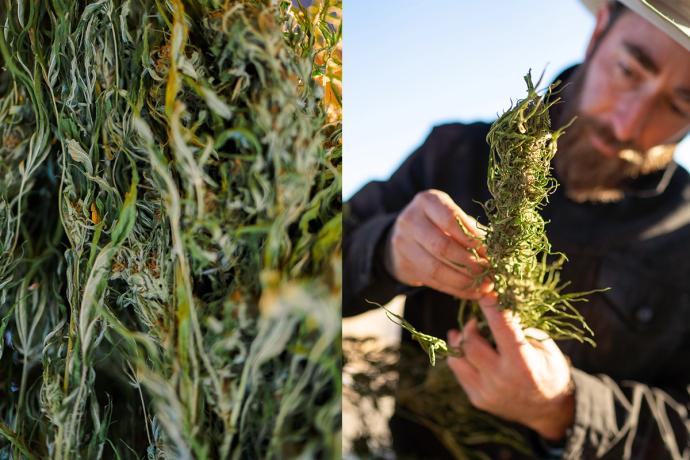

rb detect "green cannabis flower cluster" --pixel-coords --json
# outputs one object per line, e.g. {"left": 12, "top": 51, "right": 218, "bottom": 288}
{"left": 0, "top": 1, "right": 341, "bottom": 458}
{"left": 483, "top": 71, "right": 593, "bottom": 343}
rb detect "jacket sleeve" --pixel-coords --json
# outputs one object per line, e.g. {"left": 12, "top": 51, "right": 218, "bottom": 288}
{"left": 343, "top": 124, "right": 467, "bottom": 317}
{"left": 562, "top": 366, "right": 690, "bottom": 459}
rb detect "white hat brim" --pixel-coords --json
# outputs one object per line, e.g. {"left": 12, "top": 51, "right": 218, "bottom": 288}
{"left": 581, "top": 0, "right": 690, "bottom": 53}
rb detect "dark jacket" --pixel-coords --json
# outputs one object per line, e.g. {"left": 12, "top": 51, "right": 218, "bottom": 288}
{"left": 344, "top": 79, "right": 690, "bottom": 458}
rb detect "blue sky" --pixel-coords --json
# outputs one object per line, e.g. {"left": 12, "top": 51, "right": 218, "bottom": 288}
{"left": 343, "top": 0, "right": 690, "bottom": 198}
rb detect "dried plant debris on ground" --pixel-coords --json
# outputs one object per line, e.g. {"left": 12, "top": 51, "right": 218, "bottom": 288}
{"left": 342, "top": 337, "right": 398, "bottom": 459}
{"left": 0, "top": 0, "right": 341, "bottom": 458}
{"left": 342, "top": 340, "right": 529, "bottom": 460}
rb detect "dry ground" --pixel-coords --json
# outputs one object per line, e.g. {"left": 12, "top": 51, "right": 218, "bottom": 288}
{"left": 342, "top": 296, "right": 404, "bottom": 459}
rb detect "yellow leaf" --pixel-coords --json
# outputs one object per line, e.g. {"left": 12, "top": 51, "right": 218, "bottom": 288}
{"left": 90, "top": 202, "right": 101, "bottom": 224}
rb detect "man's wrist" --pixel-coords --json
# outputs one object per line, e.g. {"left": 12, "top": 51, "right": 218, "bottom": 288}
{"left": 529, "top": 385, "right": 575, "bottom": 442}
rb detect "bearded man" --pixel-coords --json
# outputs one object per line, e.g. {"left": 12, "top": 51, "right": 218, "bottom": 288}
{"left": 344, "top": 1, "right": 690, "bottom": 459}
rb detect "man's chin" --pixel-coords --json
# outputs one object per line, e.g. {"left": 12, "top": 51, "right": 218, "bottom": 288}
{"left": 563, "top": 186, "right": 625, "bottom": 204}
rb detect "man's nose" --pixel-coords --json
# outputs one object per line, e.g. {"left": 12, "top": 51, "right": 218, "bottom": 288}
{"left": 610, "top": 94, "right": 652, "bottom": 144}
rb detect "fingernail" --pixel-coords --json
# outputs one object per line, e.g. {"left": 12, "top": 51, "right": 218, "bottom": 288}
{"left": 479, "top": 292, "right": 498, "bottom": 305}
{"left": 477, "top": 276, "right": 492, "bottom": 292}
{"left": 447, "top": 329, "right": 458, "bottom": 344}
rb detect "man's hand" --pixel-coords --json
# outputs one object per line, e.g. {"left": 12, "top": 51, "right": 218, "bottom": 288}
{"left": 447, "top": 295, "right": 575, "bottom": 441}
{"left": 385, "top": 189, "right": 491, "bottom": 299}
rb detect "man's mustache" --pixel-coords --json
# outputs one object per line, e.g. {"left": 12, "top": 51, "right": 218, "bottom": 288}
{"left": 576, "top": 116, "right": 641, "bottom": 154}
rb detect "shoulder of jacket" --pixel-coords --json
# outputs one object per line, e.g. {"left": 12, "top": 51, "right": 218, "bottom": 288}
{"left": 429, "top": 121, "right": 492, "bottom": 139}
{"left": 423, "top": 122, "right": 492, "bottom": 162}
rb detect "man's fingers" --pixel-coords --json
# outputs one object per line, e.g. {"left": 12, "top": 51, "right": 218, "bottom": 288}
{"left": 425, "top": 270, "right": 487, "bottom": 300}
{"left": 478, "top": 295, "right": 528, "bottom": 358}
{"left": 447, "top": 329, "right": 481, "bottom": 390}
{"left": 419, "top": 190, "right": 487, "bottom": 257}
{"left": 410, "top": 218, "right": 493, "bottom": 296}
{"left": 461, "top": 318, "right": 499, "bottom": 370}
{"left": 524, "top": 327, "right": 550, "bottom": 342}
{"left": 398, "top": 241, "right": 486, "bottom": 299}
{"left": 390, "top": 190, "right": 492, "bottom": 297}
{"left": 524, "top": 327, "right": 559, "bottom": 353}
{"left": 412, "top": 215, "right": 488, "bottom": 277}
{"left": 447, "top": 328, "right": 463, "bottom": 348}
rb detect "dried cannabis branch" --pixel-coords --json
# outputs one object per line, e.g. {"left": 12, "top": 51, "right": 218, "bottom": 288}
{"left": 377, "top": 71, "right": 605, "bottom": 459}
{"left": 0, "top": 1, "right": 341, "bottom": 458}
{"left": 483, "top": 71, "right": 595, "bottom": 343}
{"left": 388, "top": 71, "right": 596, "bottom": 364}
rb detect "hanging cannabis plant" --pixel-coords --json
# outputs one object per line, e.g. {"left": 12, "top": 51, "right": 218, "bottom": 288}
{"left": 0, "top": 0, "right": 341, "bottom": 458}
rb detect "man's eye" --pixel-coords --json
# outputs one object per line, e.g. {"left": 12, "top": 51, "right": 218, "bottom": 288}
{"left": 669, "top": 102, "right": 689, "bottom": 118}
{"left": 618, "top": 61, "right": 634, "bottom": 78}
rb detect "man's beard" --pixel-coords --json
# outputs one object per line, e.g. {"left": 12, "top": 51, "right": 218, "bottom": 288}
{"left": 553, "top": 67, "right": 676, "bottom": 203}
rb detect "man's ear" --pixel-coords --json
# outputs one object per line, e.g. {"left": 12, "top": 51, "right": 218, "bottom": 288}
{"left": 585, "top": 4, "right": 613, "bottom": 58}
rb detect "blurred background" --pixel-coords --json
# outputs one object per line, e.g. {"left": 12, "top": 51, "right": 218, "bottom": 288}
{"left": 343, "top": 0, "right": 690, "bottom": 199}
{"left": 342, "top": 1, "right": 690, "bottom": 458}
